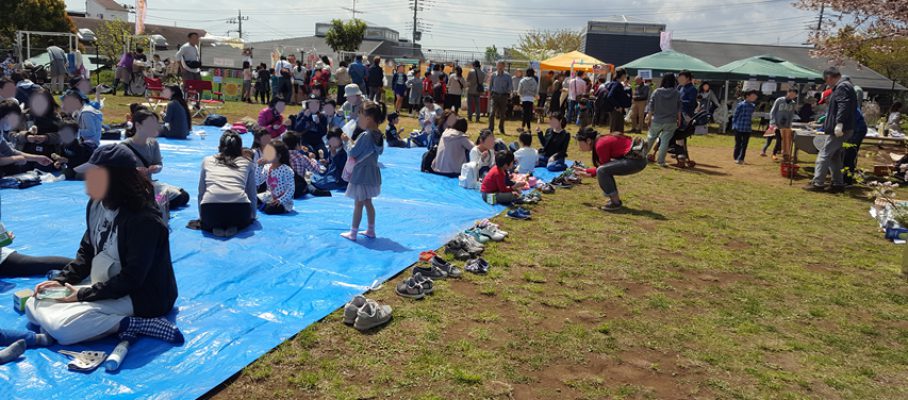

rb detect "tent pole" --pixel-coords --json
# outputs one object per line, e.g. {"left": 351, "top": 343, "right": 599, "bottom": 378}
{"left": 722, "top": 80, "right": 729, "bottom": 134}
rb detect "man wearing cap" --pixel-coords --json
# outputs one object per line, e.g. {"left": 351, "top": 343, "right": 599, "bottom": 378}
{"left": 487, "top": 61, "right": 512, "bottom": 135}
{"left": 293, "top": 95, "right": 329, "bottom": 156}
{"left": 805, "top": 67, "right": 857, "bottom": 193}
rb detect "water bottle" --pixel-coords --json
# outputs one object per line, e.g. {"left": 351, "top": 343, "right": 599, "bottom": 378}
{"left": 104, "top": 340, "right": 130, "bottom": 372}
{"left": 0, "top": 223, "right": 12, "bottom": 247}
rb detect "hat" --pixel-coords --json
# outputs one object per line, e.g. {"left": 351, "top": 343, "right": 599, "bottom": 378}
{"left": 305, "top": 94, "right": 321, "bottom": 104}
{"left": 74, "top": 144, "right": 138, "bottom": 173}
{"left": 344, "top": 84, "right": 362, "bottom": 98}
{"left": 62, "top": 89, "right": 89, "bottom": 104}
{"left": 818, "top": 88, "right": 833, "bottom": 105}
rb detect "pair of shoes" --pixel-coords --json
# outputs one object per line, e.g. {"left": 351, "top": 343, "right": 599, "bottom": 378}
{"left": 802, "top": 183, "right": 826, "bottom": 192}
{"left": 507, "top": 207, "right": 532, "bottom": 220}
{"left": 396, "top": 272, "right": 434, "bottom": 299}
{"left": 476, "top": 219, "right": 508, "bottom": 237}
{"left": 539, "top": 183, "right": 555, "bottom": 194}
{"left": 828, "top": 185, "right": 846, "bottom": 194}
{"left": 212, "top": 226, "right": 238, "bottom": 237}
{"left": 343, "top": 295, "right": 393, "bottom": 331}
{"left": 465, "top": 257, "right": 490, "bottom": 274}
{"left": 476, "top": 224, "right": 506, "bottom": 241}
{"left": 430, "top": 256, "right": 462, "bottom": 278}
{"left": 514, "top": 194, "right": 540, "bottom": 205}
{"left": 446, "top": 234, "right": 485, "bottom": 260}
{"left": 464, "top": 228, "right": 491, "bottom": 243}
{"left": 551, "top": 176, "right": 573, "bottom": 189}
{"left": 600, "top": 200, "right": 623, "bottom": 211}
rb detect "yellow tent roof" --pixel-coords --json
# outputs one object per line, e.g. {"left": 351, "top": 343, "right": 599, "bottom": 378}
{"left": 540, "top": 51, "right": 608, "bottom": 72}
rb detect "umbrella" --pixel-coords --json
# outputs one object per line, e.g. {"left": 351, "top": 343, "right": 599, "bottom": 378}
{"left": 540, "top": 51, "right": 608, "bottom": 72}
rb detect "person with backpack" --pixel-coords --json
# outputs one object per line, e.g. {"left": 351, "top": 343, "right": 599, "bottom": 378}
{"left": 572, "top": 127, "right": 647, "bottom": 211}
{"left": 466, "top": 61, "right": 485, "bottom": 123}
{"left": 599, "top": 69, "right": 631, "bottom": 132}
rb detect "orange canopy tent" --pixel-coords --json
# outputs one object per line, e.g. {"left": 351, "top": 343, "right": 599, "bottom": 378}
{"left": 540, "top": 51, "right": 612, "bottom": 73}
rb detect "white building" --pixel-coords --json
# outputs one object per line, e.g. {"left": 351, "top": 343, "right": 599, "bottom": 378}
{"left": 85, "top": 0, "right": 129, "bottom": 21}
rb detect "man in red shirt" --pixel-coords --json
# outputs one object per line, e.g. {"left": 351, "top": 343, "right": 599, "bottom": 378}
{"left": 573, "top": 128, "right": 646, "bottom": 211}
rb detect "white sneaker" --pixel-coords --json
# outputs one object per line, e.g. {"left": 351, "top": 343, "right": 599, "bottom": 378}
{"left": 478, "top": 225, "right": 506, "bottom": 241}
{"left": 354, "top": 300, "right": 393, "bottom": 331}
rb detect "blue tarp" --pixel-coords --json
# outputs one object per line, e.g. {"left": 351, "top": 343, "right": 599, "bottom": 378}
{"left": 0, "top": 126, "right": 565, "bottom": 399}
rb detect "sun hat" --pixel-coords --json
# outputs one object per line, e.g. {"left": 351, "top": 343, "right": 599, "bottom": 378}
{"left": 344, "top": 84, "right": 362, "bottom": 97}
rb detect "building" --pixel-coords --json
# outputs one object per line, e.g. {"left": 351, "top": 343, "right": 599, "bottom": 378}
{"left": 70, "top": 16, "right": 207, "bottom": 53}
{"left": 579, "top": 17, "right": 905, "bottom": 95}
{"left": 202, "top": 21, "right": 423, "bottom": 70}
{"left": 580, "top": 16, "right": 666, "bottom": 67}
{"left": 84, "top": 0, "right": 129, "bottom": 21}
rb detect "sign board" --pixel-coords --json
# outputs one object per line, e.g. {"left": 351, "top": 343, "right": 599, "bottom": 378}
{"left": 212, "top": 58, "right": 235, "bottom": 68}
{"left": 761, "top": 80, "right": 777, "bottom": 95}
{"left": 638, "top": 69, "right": 653, "bottom": 80}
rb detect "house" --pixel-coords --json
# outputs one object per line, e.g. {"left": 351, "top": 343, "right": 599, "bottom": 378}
{"left": 70, "top": 16, "right": 206, "bottom": 53}
{"left": 84, "top": 0, "right": 129, "bottom": 21}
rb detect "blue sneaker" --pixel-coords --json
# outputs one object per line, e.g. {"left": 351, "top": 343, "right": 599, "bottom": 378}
{"left": 506, "top": 207, "right": 531, "bottom": 220}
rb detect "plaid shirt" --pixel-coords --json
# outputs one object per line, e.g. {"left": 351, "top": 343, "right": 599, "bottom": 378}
{"left": 731, "top": 100, "right": 756, "bottom": 132}
{"left": 289, "top": 150, "right": 324, "bottom": 177}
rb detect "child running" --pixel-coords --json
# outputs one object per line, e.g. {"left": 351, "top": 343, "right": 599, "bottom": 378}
{"left": 341, "top": 101, "right": 386, "bottom": 241}
{"left": 255, "top": 139, "right": 295, "bottom": 215}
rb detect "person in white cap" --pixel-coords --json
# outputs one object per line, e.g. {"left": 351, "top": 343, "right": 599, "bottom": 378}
{"left": 341, "top": 83, "right": 364, "bottom": 124}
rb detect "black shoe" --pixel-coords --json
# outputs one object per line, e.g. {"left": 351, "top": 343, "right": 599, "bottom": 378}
{"left": 802, "top": 183, "right": 826, "bottom": 192}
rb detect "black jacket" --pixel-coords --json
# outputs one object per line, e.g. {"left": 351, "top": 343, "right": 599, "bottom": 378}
{"left": 54, "top": 201, "right": 178, "bottom": 318}
{"left": 538, "top": 128, "right": 570, "bottom": 160}
{"left": 367, "top": 65, "right": 384, "bottom": 87}
{"left": 823, "top": 78, "right": 857, "bottom": 135}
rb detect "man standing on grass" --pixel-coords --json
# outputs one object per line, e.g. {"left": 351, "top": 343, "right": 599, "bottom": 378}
{"left": 176, "top": 32, "right": 202, "bottom": 82}
{"left": 466, "top": 60, "right": 485, "bottom": 123}
{"left": 629, "top": 76, "right": 650, "bottom": 133}
{"left": 46, "top": 41, "right": 68, "bottom": 94}
{"left": 805, "top": 67, "right": 857, "bottom": 193}
{"left": 348, "top": 55, "right": 367, "bottom": 94}
{"left": 487, "top": 61, "right": 512, "bottom": 135}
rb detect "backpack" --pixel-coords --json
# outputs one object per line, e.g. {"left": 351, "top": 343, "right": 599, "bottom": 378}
{"left": 203, "top": 114, "right": 227, "bottom": 126}
{"left": 420, "top": 145, "right": 438, "bottom": 173}
{"left": 624, "top": 137, "right": 647, "bottom": 160}
{"left": 595, "top": 82, "right": 617, "bottom": 113}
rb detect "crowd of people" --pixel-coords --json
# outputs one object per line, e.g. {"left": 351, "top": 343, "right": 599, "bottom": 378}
{"left": 0, "top": 33, "right": 888, "bottom": 363}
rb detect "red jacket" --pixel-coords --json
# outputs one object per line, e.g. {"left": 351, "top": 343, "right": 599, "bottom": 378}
{"left": 258, "top": 107, "right": 286, "bottom": 138}
{"left": 480, "top": 165, "right": 513, "bottom": 194}
{"left": 587, "top": 135, "right": 632, "bottom": 176}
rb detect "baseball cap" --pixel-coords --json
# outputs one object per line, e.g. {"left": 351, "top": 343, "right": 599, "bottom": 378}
{"left": 74, "top": 144, "right": 138, "bottom": 173}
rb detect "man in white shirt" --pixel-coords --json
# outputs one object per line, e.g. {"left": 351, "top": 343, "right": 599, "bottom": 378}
{"left": 566, "top": 71, "right": 587, "bottom": 122}
{"left": 274, "top": 56, "right": 293, "bottom": 101}
{"left": 176, "top": 32, "right": 202, "bottom": 81}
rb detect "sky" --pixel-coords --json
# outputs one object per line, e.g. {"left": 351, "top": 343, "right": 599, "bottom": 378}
{"left": 65, "top": 0, "right": 822, "bottom": 52}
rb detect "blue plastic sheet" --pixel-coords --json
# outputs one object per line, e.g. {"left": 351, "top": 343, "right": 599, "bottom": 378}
{"left": 0, "top": 126, "right": 565, "bottom": 399}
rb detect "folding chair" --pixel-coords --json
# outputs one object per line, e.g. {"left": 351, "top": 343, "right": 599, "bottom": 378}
{"left": 143, "top": 77, "right": 168, "bottom": 111}
{"left": 183, "top": 79, "right": 225, "bottom": 118}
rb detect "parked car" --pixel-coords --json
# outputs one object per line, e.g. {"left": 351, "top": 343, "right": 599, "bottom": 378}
{"left": 77, "top": 29, "right": 96, "bottom": 43}
{"left": 149, "top": 34, "right": 168, "bottom": 50}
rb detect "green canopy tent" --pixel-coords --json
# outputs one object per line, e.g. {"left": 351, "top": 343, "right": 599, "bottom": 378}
{"left": 621, "top": 50, "right": 727, "bottom": 80}
{"left": 717, "top": 55, "right": 823, "bottom": 83}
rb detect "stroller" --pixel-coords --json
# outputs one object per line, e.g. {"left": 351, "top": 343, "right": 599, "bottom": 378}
{"left": 651, "top": 110, "right": 709, "bottom": 168}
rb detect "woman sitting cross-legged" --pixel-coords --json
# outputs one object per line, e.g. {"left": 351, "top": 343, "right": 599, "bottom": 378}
{"left": 192, "top": 131, "right": 257, "bottom": 237}
{"left": 24, "top": 144, "right": 182, "bottom": 347}
{"left": 159, "top": 85, "right": 192, "bottom": 139}
{"left": 572, "top": 127, "right": 647, "bottom": 211}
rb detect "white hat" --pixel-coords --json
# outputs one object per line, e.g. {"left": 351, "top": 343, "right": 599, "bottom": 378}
{"left": 344, "top": 84, "right": 362, "bottom": 98}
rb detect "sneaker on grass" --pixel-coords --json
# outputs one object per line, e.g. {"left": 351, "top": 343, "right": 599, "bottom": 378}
{"left": 414, "top": 263, "right": 448, "bottom": 280}
{"left": 432, "top": 256, "right": 462, "bottom": 278}
{"left": 412, "top": 272, "right": 435, "bottom": 294}
{"left": 354, "top": 300, "right": 392, "bottom": 331}
{"left": 343, "top": 295, "right": 367, "bottom": 325}
{"left": 396, "top": 277, "right": 426, "bottom": 299}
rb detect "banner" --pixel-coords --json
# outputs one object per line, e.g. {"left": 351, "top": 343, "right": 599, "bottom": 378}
{"left": 659, "top": 31, "right": 672, "bottom": 51}
{"left": 135, "top": 0, "right": 147, "bottom": 35}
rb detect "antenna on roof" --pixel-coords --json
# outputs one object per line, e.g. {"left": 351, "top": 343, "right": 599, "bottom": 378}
{"left": 341, "top": 0, "right": 365, "bottom": 19}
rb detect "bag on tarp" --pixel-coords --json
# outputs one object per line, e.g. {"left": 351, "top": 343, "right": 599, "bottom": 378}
{"left": 203, "top": 114, "right": 227, "bottom": 127}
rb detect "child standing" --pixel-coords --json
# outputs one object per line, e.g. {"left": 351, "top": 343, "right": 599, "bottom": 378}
{"left": 513, "top": 131, "right": 538, "bottom": 174}
{"left": 255, "top": 139, "right": 295, "bottom": 214}
{"left": 341, "top": 101, "right": 386, "bottom": 241}
{"left": 732, "top": 90, "right": 759, "bottom": 164}
{"left": 242, "top": 61, "right": 253, "bottom": 103}
{"left": 407, "top": 69, "right": 424, "bottom": 117}
{"left": 385, "top": 112, "right": 408, "bottom": 148}
{"left": 480, "top": 150, "right": 526, "bottom": 205}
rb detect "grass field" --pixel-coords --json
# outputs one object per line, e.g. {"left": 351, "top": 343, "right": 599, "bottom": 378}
{"left": 105, "top": 95, "right": 908, "bottom": 399}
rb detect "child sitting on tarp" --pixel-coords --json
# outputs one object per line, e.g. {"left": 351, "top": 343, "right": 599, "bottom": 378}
{"left": 0, "top": 99, "right": 54, "bottom": 177}
{"left": 480, "top": 150, "right": 526, "bottom": 205}
{"left": 281, "top": 132, "right": 330, "bottom": 198}
{"left": 255, "top": 139, "right": 295, "bottom": 215}
{"left": 537, "top": 112, "right": 570, "bottom": 172}
{"left": 312, "top": 129, "right": 348, "bottom": 191}
{"left": 122, "top": 107, "right": 190, "bottom": 209}
{"left": 385, "top": 112, "right": 408, "bottom": 148}
{"left": 323, "top": 100, "right": 345, "bottom": 133}
{"left": 52, "top": 119, "right": 94, "bottom": 179}
{"left": 413, "top": 96, "right": 442, "bottom": 148}
{"left": 291, "top": 95, "right": 328, "bottom": 157}
{"left": 513, "top": 131, "right": 538, "bottom": 174}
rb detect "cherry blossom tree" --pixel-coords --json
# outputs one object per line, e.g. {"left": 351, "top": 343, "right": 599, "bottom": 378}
{"left": 797, "top": 0, "right": 907, "bottom": 59}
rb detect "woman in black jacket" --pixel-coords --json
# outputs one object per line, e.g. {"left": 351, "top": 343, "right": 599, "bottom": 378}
{"left": 26, "top": 144, "right": 182, "bottom": 345}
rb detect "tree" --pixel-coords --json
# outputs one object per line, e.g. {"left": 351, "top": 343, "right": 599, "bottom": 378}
{"left": 95, "top": 19, "right": 132, "bottom": 63}
{"left": 514, "top": 29, "right": 582, "bottom": 61}
{"left": 0, "top": 0, "right": 75, "bottom": 49}
{"left": 797, "top": 0, "right": 907, "bottom": 59}
{"left": 828, "top": 27, "right": 908, "bottom": 97}
{"left": 484, "top": 45, "right": 500, "bottom": 64}
{"left": 324, "top": 19, "right": 367, "bottom": 54}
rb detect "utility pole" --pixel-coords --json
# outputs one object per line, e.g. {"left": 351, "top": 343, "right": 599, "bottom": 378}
{"left": 227, "top": 9, "right": 249, "bottom": 39}
{"left": 341, "top": 0, "right": 362, "bottom": 19}
{"left": 815, "top": 3, "right": 825, "bottom": 33}
{"left": 412, "top": 0, "right": 418, "bottom": 44}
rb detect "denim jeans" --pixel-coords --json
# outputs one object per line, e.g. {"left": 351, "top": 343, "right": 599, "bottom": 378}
{"left": 812, "top": 132, "right": 853, "bottom": 187}
{"left": 647, "top": 122, "right": 677, "bottom": 165}
{"left": 733, "top": 130, "right": 752, "bottom": 162}
{"left": 0, "top": 329, "right": 38, "bottom": 346}
{"left": 597, "top": 157, "right": 647, "bottom": 196}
